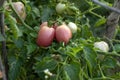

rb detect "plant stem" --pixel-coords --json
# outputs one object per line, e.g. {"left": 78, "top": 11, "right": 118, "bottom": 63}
{"left": 97, "top": 51, "right": 120, "bottom": 57}
{"left": 89, "top": 11, "right": 103, "bottom": 18}
{"left": 56, "top": 64, "right": 60, "bottom": 80}
{"left": 81, "top": 6, "right": 100, "bottom": 16}
{"left": 98, "top": 64, "right": 105, "bottom": 78}
{"left": 112, "top": 39, "right": 120, "bottom": 43}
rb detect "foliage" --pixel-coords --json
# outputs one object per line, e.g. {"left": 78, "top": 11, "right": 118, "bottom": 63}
{"left": 0, "top": 0, "right": 120, "bottom": 80}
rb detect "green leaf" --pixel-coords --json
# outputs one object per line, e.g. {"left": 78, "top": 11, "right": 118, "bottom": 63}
{"left": 0, "top": 33, "right": 4, "bottom": 41}
{"left": 94, "top": 18, "right": 106, "bottom": 27}
{"left": 8, "top": 56, "right": 23, "bottom": 80}
{"left": 27, "top": 43, "right": 37, "bottom": 54}
{"left": 7, "top": 15, "right": 22, "bottom": 39}
{"left": 64, "top": 62, "right": 80, "bottom": 80}
{"left": 114, "top": 44, "right": 120, "bottom": 52}
{"left": 102, "top": 57, "right": 117, "bottom": 68}
{"left": 41, "top": 7, "right": 54, "bottom": 22}
{"left": 81, "top": 25, "right": 93, "bottom": 38}
{"left": 34, "top": 57, "right": 57, "bottom": 76}
{"left": 11, "top": 24, "right": 22, "bottom": 39}
{"left": 66, "top": 47, "right": 82, "bottom": 57}
{"left": 8, "top": 47, "right": 27, "bottom": 80}
{"left": 30, "top": 32, "right": 37, "bottom": 38}
{"left": 14, "top": 39, "right": 24, "bottom": 48}
{"left": 32, "top": 7, "right": 40, "bottom": 17}
{"left": 83, "top": 46, "right": 97, "bottom": 77}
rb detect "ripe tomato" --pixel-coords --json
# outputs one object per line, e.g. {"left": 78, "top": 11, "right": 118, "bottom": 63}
{"left": 36, "top": 26, "right": 55, "bottom": 47}
{"left": 55, "top": 24, "right": 72, "bottom": 44}
{"left": 40, "top": 22, "right": 48, "bottom": 28}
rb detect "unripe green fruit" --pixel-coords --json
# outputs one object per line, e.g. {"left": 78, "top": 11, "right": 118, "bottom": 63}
{"left": 56, "top": 3, "right": 66, "bottom": 14}
{"left": 94, "top": 41, "right": 109, "bottom": 52}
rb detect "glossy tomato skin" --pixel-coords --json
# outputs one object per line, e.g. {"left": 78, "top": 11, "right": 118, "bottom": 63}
{"left": 55, "top": 24, "right": 72, "bottom": 44}
{"left": 36, "top": 26, "right": 55, "bottom": 47}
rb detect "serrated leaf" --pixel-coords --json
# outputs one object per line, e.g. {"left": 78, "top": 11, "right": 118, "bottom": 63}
{"left": 30, "top": 32, "right": 37, "bottom": 38}
{"left": 66, "top": 47, "right": 82, "bottom": 57}
{"left": 81, "top": 25, "right": 93, "bottom": 38}
{"left": 7, "top": 15, "right": 22, "bottom": 39}
{"left": 83, "top": 46, "right": 97, "bottom": 77}
{"left": 94, "top": 18, "right": 106, "bottom": 27}
{"left": 41, "top": 7, "right": 53, "bottom": 22}
{"left": 32, "top": 7, "right": 40, "bottom": 17}
{"left": 8, "top": 56, "right": 23, "bottom": 80}
{"left": 12, "top": 24, "right": 22, "bottom": 38}
{"left": 102, "top": 57, "right": 117, "bottom": 68}
{"left": 64, "top": 62, "right": 80, "bottom": 80}
{"left": 27, "top": 43, "right": 37, "bottom": 54}
{"left": 34, "top": 57, "right": 57, "bottom": 75}
{"left": 114, "top": 44, "right": 120, "bottom": 52}
{"left": 14, "top": 39, "right": 24, "bottom": 48}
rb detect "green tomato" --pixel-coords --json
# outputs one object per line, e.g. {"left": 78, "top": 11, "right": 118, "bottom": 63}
{"left": 56, "top": 3, "right": 66, "bottom": 14}
{"left": 94, "top": 41, "right": 109, "bottom": 52}
{"left": 67, "top": 22, "right": 77, "bottom": 33}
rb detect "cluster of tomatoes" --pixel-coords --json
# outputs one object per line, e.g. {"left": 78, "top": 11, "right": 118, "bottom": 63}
{"left": 36, "top": 2, "right": 79, "bottom": 47}
{"left": 6, "top": 1, "right": 109, "bottom": 52}
{"left": 6, "top": 1, "right": 78, "bottom": 47}
{"left": 36, "top": 3, "right": 77, "bottom": 47}
{"left": 36, "top": 22, "right": 77, "bottom": 47}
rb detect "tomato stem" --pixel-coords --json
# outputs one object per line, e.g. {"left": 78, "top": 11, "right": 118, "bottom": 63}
{"left": 98, "top": 64, "right": 105, "bottom": 78}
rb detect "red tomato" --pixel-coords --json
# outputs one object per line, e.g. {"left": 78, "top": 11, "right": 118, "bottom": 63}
{"left": 36, "top": 26, "right": 55, "bottom": 47}
{"left": 40, "top": 22, "right": 48, "bottom": 28}
{"left": 55, "top": 24, "right": 72, "bottom": 44}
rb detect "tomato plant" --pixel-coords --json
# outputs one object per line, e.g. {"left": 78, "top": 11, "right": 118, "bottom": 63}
{"left": 0, "top": 0, "right": 120, "bottom": 80}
